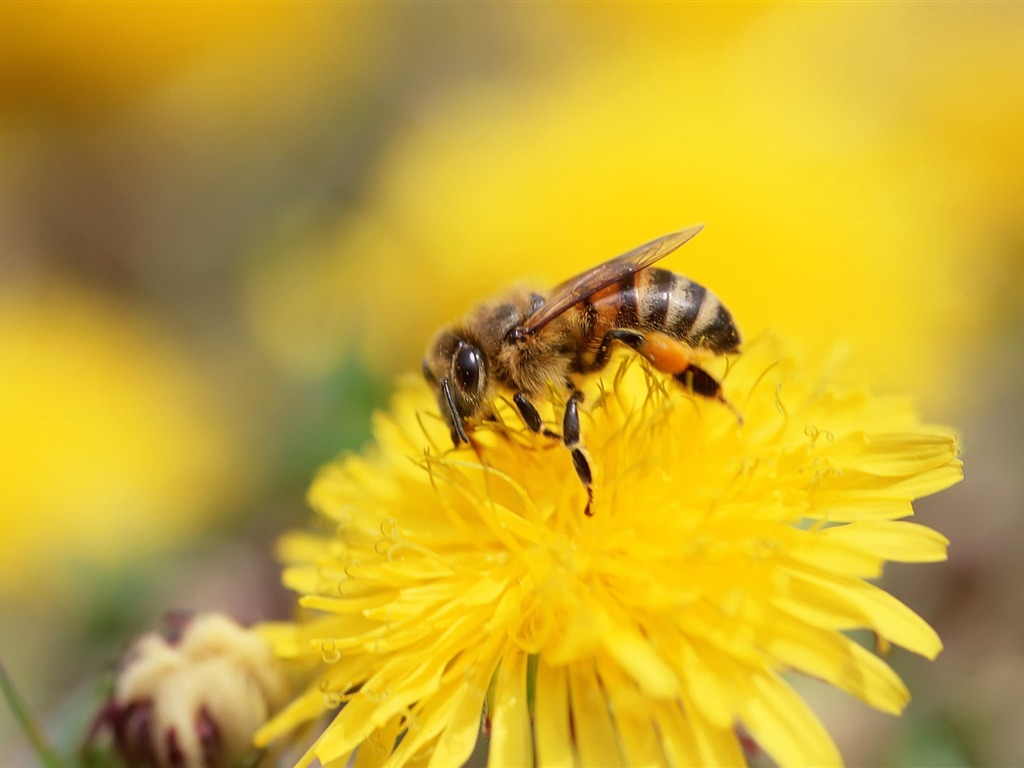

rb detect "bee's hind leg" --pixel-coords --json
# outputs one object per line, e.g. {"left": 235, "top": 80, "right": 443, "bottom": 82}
{"left": 675, "top": 365, "right": 744, "bottom": 425}
{"left": 597, "top": 328, "right": 743, "bottom": 424}
{"left": 562, "top": 389, "right": 594, "bottom": 516}
{"left": 674, "top": 364, "right": 720, "bottom": 398}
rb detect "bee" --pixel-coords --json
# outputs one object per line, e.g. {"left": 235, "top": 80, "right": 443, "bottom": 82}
{"left": 422, "top": 224, "right": 740, "bottom": 515}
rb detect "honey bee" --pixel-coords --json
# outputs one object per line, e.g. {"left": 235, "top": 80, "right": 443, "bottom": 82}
{"left": 422, "top": 224, "right": 740, "bottom": 515}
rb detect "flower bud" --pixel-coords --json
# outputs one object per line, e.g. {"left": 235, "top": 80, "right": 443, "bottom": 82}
{"left": 91, "top": 613, "right": 288, "bottom": 767}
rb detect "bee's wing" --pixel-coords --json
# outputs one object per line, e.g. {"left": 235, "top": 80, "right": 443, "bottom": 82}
{"left": 520, "top": 224, "right": 704, "bottom": 334}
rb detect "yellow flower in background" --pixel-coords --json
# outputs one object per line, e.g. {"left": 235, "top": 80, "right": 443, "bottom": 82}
{"left": 0, "top": 284, "right": 240, "bottom": 602}
{"left": 0, "top": 4, "right": 368, "bottom": 118}
{"left": 244, "top": 3, "right": 1022, "bottom": 411}
{"left": 257, "top": 335, "right": 960, "bottom": 766}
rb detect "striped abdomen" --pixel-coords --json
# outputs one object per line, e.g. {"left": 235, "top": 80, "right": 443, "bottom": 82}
{"left": 576, "top": 268, "right": 740, "bottom": 367}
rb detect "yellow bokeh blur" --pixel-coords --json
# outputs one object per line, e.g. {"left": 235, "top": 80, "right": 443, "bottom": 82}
{"left": 0, "top": 5, "right": 384, "bottom": 758}
{"left": 0, "top": 284, "right": 240, "bottom": 602}
{"left": 0, "top": 3, "right": 383, "bottom": 606}
{"left": 246, "top": 3, "right": 1022, "bottom": 413}
{"left": 0, "top": 4, "right": 367, "bottom": 118}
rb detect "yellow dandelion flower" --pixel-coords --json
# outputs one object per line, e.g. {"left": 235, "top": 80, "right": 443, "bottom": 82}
{"left": 257, "top": 335, "right": 961, "bottom": 767}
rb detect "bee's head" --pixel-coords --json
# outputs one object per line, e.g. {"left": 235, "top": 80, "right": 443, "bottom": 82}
{"left": 423, "top": 330, "right": 489, "bottom": 446}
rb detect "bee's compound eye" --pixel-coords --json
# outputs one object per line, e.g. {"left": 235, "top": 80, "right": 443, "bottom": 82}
{"left": 454, "top": 345, "right": 483, "bottom": 394}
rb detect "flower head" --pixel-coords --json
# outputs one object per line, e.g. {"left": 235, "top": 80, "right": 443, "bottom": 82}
{"left": 257, "top": 335, "right": 961, "bottom": 766}
{"left": 91, "top": 613, "right": 289, "bottom": 768}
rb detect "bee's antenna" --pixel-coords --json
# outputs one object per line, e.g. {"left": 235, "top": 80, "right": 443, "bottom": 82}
{"left": 442, "top": 377, "right": 470, "bottom": 444}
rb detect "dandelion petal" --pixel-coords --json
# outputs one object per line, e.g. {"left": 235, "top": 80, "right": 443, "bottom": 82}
{"left": 535, "top": 660, "right": 575, "bottom": 768}
{"left": 489, "top": 650, "right": 533, "bottom": 767}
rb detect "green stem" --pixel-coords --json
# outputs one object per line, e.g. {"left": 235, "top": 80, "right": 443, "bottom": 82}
{"left": 0, "top": 659, "right": 66, "bottom": 768}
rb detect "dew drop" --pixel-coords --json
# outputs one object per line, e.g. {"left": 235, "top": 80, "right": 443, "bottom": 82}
{"left": 321, "top": 640, "right": 341, "bottom": 665}
{"left": 380, "top": 518, "right": 399, "bottom": 539}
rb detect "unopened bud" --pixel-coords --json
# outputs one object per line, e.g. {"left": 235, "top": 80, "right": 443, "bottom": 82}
{"left": 90, "top": 613, "right": 289, "bottom": 767}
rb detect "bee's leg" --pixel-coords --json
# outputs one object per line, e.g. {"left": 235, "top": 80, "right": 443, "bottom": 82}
{"left": 675, "top": 365, "right": 743, "bottom": 424}
{"left": 591, "top": 329, "right": 646, "bottom": 371}
{"left": 626, "top": 329, "right": 742, "bottom": 421}
{"left": 675, "top": 364, "right": 722, "bottom": 399}
{"left": 562, "top": 389, "right": 594, "bottom": 516}
{"left": 513, "top": 392, "right": 560, "bottom": 439}
{"left": 512, "top": 392, "right": 543, "bottom": 432}
{"left": 594, "top": 329, "right": 742, "bottom": 423}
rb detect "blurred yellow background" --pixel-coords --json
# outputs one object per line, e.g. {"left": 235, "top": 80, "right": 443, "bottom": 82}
{"left": 1, "top": 4, "right": 1020, "bottom": 765}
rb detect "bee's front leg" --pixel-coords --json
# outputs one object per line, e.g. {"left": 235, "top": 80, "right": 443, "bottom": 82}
{"left": 562, "top": 389, "right": 594, "bottom": 516}
{"left": 513, "top": 392, "right": 560, "bottom": 440}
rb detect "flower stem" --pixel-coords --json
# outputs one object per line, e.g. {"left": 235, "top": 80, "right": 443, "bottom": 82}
{"left": 0, "top": 659, "right": 66, "bottom": 768}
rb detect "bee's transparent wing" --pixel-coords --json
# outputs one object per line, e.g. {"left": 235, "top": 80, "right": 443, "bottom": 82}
{"left": 520, "top": 224, "right": 704, "bottom": 334}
